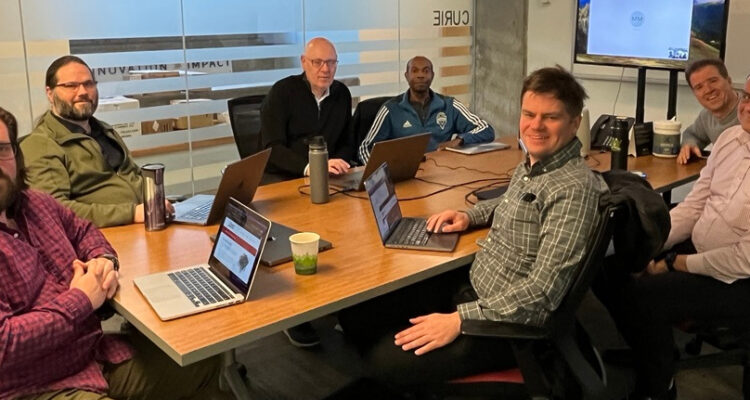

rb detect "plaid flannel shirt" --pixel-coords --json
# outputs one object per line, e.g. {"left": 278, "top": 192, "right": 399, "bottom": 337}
{"left": 457, "top": 139, "right": 608, "bottom": 326}
{"left": 0, "top": 190, "right": 132, "bottom": 400}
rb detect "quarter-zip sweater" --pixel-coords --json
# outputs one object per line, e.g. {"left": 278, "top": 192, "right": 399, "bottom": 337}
{"left": 260, "top": 73, "right": 353, "bottom": 178}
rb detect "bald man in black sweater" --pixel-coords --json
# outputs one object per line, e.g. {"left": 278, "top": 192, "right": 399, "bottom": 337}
{"left": 261, "top": 37, "right": 354, "bottom": 181}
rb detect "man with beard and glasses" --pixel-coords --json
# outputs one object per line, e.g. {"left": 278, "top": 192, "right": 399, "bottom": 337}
{"left": 0, "top": 107, "right": 230, "bottom": 400}
{"left": 20, "top": 55, "right": 170, "bottom": 228}
{"left": 358, "top": 55, "right": 494, "bottom": 164}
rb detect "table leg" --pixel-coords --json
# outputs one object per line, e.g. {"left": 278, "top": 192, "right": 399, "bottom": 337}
{"left": 221, "top": 350, "right": 251, "bottom": 399}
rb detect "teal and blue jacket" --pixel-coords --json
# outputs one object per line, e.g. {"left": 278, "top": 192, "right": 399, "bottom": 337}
{"left": 358, "top": 90, "right": 494, "bottom": 164}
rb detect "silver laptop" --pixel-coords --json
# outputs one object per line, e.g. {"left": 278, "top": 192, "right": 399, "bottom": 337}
{"left": 134, "top": 197, "right": 271, "bottom": 320}
{"left": 173, "top": 148, "right": 271, "bottom": 225}
{"left": 330, "top": 133, "right": 430, "bottom": 191}
{"left": 364, "top": 162, "right": 458, "bottom": 252}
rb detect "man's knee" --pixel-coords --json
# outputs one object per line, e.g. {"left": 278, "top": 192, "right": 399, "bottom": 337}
{"left": 363, "top": 347, "right": 418, "bottom": 387}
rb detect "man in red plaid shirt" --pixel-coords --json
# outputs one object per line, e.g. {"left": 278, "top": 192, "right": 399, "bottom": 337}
{"left": 0, "top": 107, "right": 230, "bottom": 400}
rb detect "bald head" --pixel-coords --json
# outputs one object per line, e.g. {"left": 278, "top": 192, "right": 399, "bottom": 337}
{"left": 304, "top": 37, "right": 336, "bottom": 58}
{"left": 406, "top": 56, "right": 433, "bottom": 73}
{"left": 405, "top": 56, "right": 434, "bottom": 95}
{"left": 301, "top": 37, "right": 338, "bottom": 97}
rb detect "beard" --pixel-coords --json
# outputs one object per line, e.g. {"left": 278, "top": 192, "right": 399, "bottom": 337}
{"left": 0, "top": 169, "right": 19, "bottom": 214}
{"left": 53, "top": 92, "right": 98, "bottom": 121}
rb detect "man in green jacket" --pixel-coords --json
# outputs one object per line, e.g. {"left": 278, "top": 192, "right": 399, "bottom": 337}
{"left": 20, "top": 55, "right": 167, "bottom": 227}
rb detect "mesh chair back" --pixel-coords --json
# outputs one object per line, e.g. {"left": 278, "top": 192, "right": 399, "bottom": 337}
{"left": 227, "top": 95, "right": 265, "bottom": 158}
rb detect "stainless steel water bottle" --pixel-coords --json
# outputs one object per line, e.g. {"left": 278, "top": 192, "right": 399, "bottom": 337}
{"left": 308, "top": 136, "right": 329, "bottom": 204}
{"left": 141, "top": 163, "right": 167, "bottom": 231}
{"left": 610, "top": 117, "right": 629, "bottom": 170}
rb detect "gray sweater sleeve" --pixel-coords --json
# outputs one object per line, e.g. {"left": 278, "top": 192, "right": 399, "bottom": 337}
{"left": 681, "top": 103, "right": 740, "bottom": 149}
{"left": 681, "top": 114, "right": 710, "bottom": 149}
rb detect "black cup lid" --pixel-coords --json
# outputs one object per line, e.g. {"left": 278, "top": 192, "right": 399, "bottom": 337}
{"left": 308, "top": 135, "right": 326, "bottom": 149}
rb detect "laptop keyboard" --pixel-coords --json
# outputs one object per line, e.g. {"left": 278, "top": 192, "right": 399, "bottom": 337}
{"left": 168, "top": 267, "right": 234, "bottom": 307}
{"left": 181, "top": 202, "right": 212, "bottom": 221}
{"left": 391, "top": 218, "right": 430, "bottom": 246}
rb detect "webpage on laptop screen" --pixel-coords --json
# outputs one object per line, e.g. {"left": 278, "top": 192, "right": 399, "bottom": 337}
{"left": 368, "top": 171, "right": 401, "bottom": 241}
{"left": 214, "top": 215, "right": 261, "bottom": 284}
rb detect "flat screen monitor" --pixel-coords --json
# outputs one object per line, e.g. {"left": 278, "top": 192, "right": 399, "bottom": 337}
{"left": 574, "top": 0, "right": 730, "bottom": 70}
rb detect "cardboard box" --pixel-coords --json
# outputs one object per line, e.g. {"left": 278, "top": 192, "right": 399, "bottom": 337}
{"left": 170, "top": 99, "right": 214, "bottom": 130}
{"left": 141, "top": 119, "right": 175, "bottom": 134}
{"left": 97, "top": 96, "right": 141, "bottom": 137}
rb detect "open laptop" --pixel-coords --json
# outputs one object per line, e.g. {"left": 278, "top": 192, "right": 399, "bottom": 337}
{"left": 135, "top": 197, "right": 271, "bottom": 321}
{"left": 364, "top": 162, "right": 458, "bottom": 252}
{"left": 330, "top": 132, "right": 430, "bottom": 191}
{"left": 173, "top": 148, "right": 271, "bottom": 225}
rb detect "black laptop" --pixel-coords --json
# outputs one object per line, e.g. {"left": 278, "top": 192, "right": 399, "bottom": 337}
{"left": 363, "top": 162, "right": 458, "bottom": 252}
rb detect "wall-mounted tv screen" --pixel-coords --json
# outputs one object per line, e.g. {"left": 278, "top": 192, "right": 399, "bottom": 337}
{"left": 575, "top": 0, "right": 730, "bottom": 70}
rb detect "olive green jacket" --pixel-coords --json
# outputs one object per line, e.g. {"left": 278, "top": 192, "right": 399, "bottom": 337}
{"left": 20, "top": 111, "right": 143, "bottom": 227}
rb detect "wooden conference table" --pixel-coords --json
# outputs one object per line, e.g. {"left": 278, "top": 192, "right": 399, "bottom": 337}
{"left": 103, "top": 140, "right": 704, "bottom": 395}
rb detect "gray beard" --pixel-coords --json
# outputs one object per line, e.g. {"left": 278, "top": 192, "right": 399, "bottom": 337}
{"left": 53, "top": 93, "right": 97, "bottom": 122}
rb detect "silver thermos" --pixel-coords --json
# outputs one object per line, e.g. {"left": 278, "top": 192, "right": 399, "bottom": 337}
{"left": 141, "top": 163, "right": 167, "bottom": 231}
{"left": 308, "top": 136, "right": 329, "bottom": 204}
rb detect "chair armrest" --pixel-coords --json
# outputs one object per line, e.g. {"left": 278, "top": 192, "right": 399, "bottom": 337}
{"left": 461, "top": 319, "right": 549, "bottom": 340}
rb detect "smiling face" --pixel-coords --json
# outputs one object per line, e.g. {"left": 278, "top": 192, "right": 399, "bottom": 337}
{"left": 46, "top": 61, "right": 99, "bottom": 121}
{"left": 688, "top": 65, "right": 736, "bottom": 117}
{"left": 519, "top": 91, "right": 581, "bottom": 165}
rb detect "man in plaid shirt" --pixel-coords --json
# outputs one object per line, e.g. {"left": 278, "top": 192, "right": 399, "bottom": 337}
{"left": 339, "top": 66, "right": 608, "bottom": 386}
{"left": 0, "top": 107, "right": 230, "bottom": 400}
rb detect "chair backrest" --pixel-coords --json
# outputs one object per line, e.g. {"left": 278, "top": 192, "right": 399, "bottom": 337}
{"left": 351, "top": 96, "right": 395, "bottom": 154}
{"left": 547, "top": 203, "right": 621, "bottom": 399}
{"left": 227, "top": 95, "right": 265, "bottom": 158}
{"left": 554, "top": 203, "right": 620, "bottom": 323}
{"left": 450, "top": 203, "right": 623, "bottom": 399}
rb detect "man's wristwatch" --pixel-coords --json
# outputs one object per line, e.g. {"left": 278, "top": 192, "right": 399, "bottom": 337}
{"left": 99, "top": 254, "right": 120, "bottom": 272}
{"left": 664, "top": 251, "right": 677, "bottom": 272}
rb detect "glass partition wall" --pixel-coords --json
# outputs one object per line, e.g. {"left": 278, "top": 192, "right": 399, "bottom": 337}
{"left": 1, "top": 0, "right": 475, "bottom": 195}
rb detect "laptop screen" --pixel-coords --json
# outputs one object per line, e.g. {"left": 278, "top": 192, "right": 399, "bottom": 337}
{"left": 208, "top": 198, "right": 270, "bottom": 294}
{"left": 364, "top": 162, "right": 403, "bottom": 243}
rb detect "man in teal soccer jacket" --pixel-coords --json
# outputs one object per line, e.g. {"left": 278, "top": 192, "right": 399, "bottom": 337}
{"left": 358, "top": 56, "right": 495, "bottom": 164}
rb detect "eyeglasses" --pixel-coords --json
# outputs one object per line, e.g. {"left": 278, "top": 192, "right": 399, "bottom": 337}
{"left": 54, "top": 80, "right": 98, "bottom": 91}
{"left": 0, "top": 142, "right": 17, "bottom": 161}
{"left": 307, "top": 59, "right": 338, "bottom": 69}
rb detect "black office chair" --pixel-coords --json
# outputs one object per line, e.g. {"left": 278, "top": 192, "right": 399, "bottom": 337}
{"left": 350, "top": 96, "right": 394, "bottom": 164}
{"left": 227, "top": 95, "right": 265, "bottom": 159}
{"left": 410, "top": 204, "right": 625, "bottom": 400}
